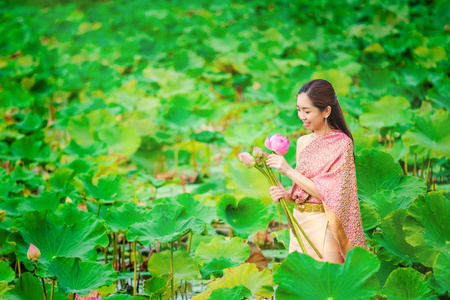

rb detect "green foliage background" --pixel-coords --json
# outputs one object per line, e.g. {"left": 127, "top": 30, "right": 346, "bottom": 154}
{"left": 0, "top": 0, "right": 449, "bottom": 298}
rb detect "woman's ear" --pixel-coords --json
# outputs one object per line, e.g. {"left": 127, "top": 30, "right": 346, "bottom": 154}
{"left": 324, "top": 106, "right": 332, "bottom": 118}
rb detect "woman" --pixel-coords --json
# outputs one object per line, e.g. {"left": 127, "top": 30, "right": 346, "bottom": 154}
{"left": 266, "top": 79, "right": 366, "bottom": 264}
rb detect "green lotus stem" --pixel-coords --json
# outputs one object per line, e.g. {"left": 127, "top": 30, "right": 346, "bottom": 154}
{"left": 229, "top": 227, "right": 234, "bottom": 238}
{"left": 261, "top": 159, "right": 320, "bottom": 256}
{"left": 414, "top": 153, "right": 417, "bottom": 177}
{"left": 51, "top": 278, "right": 55, "bottom": 300}
{"left": 122, "top": 236, "right": 126, "bottom": 272}
{"left": 255, "top": 165, "right": 272, "bottom": 183}
{"left": 113, "top": 232, "right": 118, "bottom": 270}
{"left": 132, "top": 239, "right": 137, "bottom": 295}
{"left": 41, "top": 277, "right": 48, "bottom": 300}
{"left": 170, "top": 241, "right": 174, "bottom": 300}
{"left": 186, "top": 231, "right": 193, "bottom": 254}
{"left": 18, "top": 259, "right": 21, "bottom": 277}
{"left": 96, "top": 203, "right": 101, "bottom": 216}
{"left": 421, "top": 156, "right": 425, "bottom": 178}
{"left": 104, "top": 246, "right": 108, "bottom": 264}
{"left": 291, "top": 210, "right": 323, "bottom": 258}
{"left": 425, "top": 157, "right": 431, "bottom": 190}
{"left": 279, "top": 198, "right": 307, "bottom": 254}
{"left": 404, "top": 154, "right": 408, "bottom": 175}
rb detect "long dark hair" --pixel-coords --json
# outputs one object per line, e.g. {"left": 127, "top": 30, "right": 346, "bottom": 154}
{"left": 298, "top": 79, "right": 353, "bottom": 142}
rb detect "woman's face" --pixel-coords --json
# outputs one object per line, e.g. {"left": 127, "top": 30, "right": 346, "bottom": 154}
{"left": 296, "top": 92, "right": 329, "bottom": 132}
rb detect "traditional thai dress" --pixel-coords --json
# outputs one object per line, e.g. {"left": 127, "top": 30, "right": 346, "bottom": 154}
{"left": 289, "top": 129, "right": 367, "bottom": 263}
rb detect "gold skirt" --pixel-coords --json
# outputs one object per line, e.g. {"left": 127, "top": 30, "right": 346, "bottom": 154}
{"left": 288, "top": 209, "right": 344, "bottom": 264}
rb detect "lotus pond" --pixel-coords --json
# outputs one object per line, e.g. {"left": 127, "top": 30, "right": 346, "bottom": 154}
{"left": 0, "top": 0, "right": 449, "bottom": 299}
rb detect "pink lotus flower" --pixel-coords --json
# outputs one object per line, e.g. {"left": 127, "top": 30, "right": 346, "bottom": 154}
{"left": 237, "top": 152, "right": 256, "bottom": 168}
{"left": 264, "top": 133, "right": 290, "bottom": 156}
{"left": 252, "top": 146, "right": 263, "bottom": 158}
{"left": 27, "top": 243, "right": 41, "bottom": 262}
{"left": 75, "top": 290, "right": 101, "bottom": 300}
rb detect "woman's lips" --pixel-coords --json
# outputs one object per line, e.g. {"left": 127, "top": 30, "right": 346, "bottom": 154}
{"left": 304, "top": 122, "right": 310, "bottom": 127}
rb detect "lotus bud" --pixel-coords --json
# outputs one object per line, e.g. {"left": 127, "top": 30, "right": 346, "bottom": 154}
{"left": 265, "top": 133, "right": 290, "bottom": 156}
{"left": 252, "top": 146, "right": 263, "bottom": 158}
{"left": 27, "top": 243, "right": 41, "bottom": 262}
{"left": 237, "top": 152, "right": 256, "bottom": 168}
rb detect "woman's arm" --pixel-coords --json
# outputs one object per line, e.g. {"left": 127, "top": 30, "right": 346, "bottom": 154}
{"left": 266, "top": 136, "right": 323, "bottom": 201}
{"left": 284, "top": 168, "right": 322, "bottom": 200}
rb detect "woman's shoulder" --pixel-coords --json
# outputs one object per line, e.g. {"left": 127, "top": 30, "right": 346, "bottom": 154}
{"left": 296, "top": 133, "right": 314, "bottom": 148}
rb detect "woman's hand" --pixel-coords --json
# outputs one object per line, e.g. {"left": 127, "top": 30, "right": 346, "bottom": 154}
{"left": 269, "top": 186, "right": 286, "bottom": 203}
{"left": 266, "top": 154, "right": 293, "bottom": 175}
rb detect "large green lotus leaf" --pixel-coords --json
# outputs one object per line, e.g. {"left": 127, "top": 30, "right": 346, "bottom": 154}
{"left": 9, "top": 167, "right": 35, "bottom": 182}
{"left": 275, "top": 247, "right": 380, "bottom": 299}
{"left": 413, "top": 45, "right": 447, "bottom": 68}
{"left": 148, "top": 250, "right": 198, "bottom": 281}
{"left": 104, "top": 202, "right": 148, "bottom": 233}
{"left": 427, "top": 87, "right": 450, "bottom": 111}
{"left": 17, "top": 191, "right": 62, "bottom": 213}
{"left": 98, "top": 124, "right": 142, "bottom": 156}
{"left": 10, "top": 136, "right": 53, "bottom": 162}
{"left": 361, "top": 187, "right": 424, "bottom": 229}
{"left": 127, "top": 204, "right": 205, "bottom": 244}
{"left": 82, "top": 174, "right": 134, "bottom": 204}
{"left": 376, "top": 260, "right": 399, "bottom": 288}
{"left": 175, "top": 193, "right": 217, "bottom": 224}
{"left": 0, "top": 216, "right": 14, "bottom": 255}
{"left": 143, "top": 273, "right": 177, "bottom": 300}
{"left": 7, "top": 210, "right": 108, "bottom": 271}
{"left": 359, "top": 201, "right": 381, "bottom": 232}
{"left": 402, "top": 110, "right": 450, "bottom": 158}
{"left": 199, "top": 257, "right": 235, "bottom": 279}
{"left": 359, "top": 96, "right": 412, "bottom": 128}
{"left": 372, "top": 209, "right": 419, "bottom": 265}
{"left": 217, "top": 195, "right": 270, "bottom": 239}
{"left": 136, "top": 171, "right": 165, "bottom": 188}
{"left": 224, "top": 160, "right": 272, "bottom": 206}
{"left": 53, "top": 203, "right": 95, "bottom": 225}
{"left": 391, "top": 175, "right": 427, "bottom": 202}
{"left": 195, "top": 237, "right": 250, "bottom": 265}
{"left": 4, "top": 272, "right": 66, "bottom": 300}
{"left": 14, "top": 112, "right": 43, "bottom": 133}
{"left": 63, "top": 139, "right": 108, "bottom": 157}
{"left": 191, "top": 263, "right": 273, "bottom": 300}
{"left": 208, "top": 285, "right": 252, "bottom": 300}
{"left": 85, "top": 109, "right": 117, "bottom": 130}
{"left": 1, "top": 192, "right": 62, "bottom": 217}
{"left": 49, "top": 168, "right": 78, "bottom": 196}
{"left": 164, "top": 106, "right": 206, "bottom": 132}
{"left": 311, "top": 69, "right": 352, "bottom": 96}
{"left": 67, "top": 115, "right": 96, "bottom": 146}
{"left": 0, "top": 261, "right": 14, "bottom": 282}
{"left": 404, "top": 192, "right": 450, "bottom": 267}
{"left": 223, "top": 122, "right": 266, "bottom": 147}
{"left": 64, "top": 158, "right": 98, "bottom": 175}
{"left": 355, "top": 150, "right": 402, "bottom": 200}
{"left": 381, "top": 268, "right": 437, "bottom": 300}
{"left": 432, "top": 247, "right": 450, "bottom": 293}
{"left": 271, "top": 229, "right": 290, "bottom": 249}
{"left": 46, "top": 257, "right": 118, "bottom": 296}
